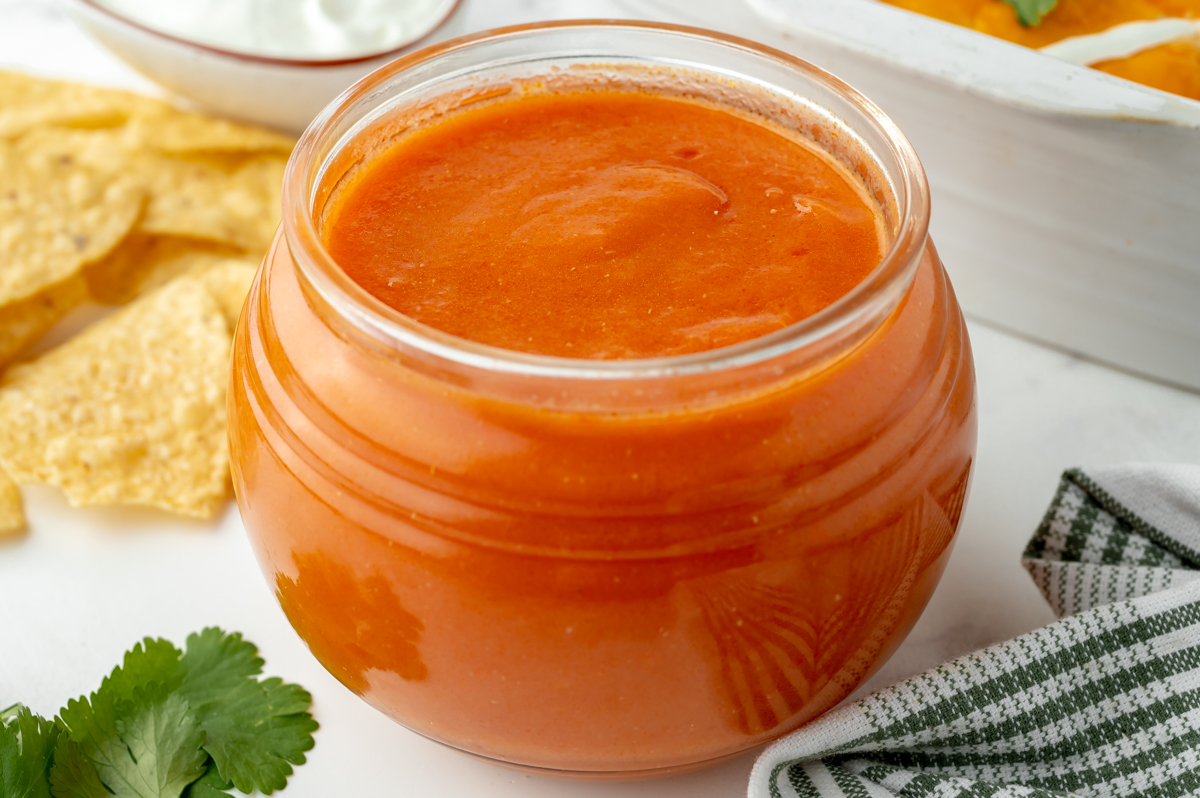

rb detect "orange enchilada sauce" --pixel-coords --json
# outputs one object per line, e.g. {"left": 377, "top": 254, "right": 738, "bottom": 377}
{"left": 322, "top": 92, "right": 886, "bottom": 358}
{"left": 230, "top": 89, "right": 977, "bottom": 771}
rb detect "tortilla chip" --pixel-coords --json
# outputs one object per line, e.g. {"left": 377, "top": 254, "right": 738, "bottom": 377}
{"left": 1, "top": 71, "right": 293, "bottom": 152}
{"left": 0, "top": 467, "right": 26, "bottom": 539}
{"left": 83, "top": 231, "right": 257, "bottom": 325}
{"left": 12, "top": 125, "right": 131, "bottom": 173}
{"left": 0, "top": 140, "right": 143, "bottom": 307}
{"left": 83, "top": 232, "right": 243, "bottom": 305}
{"left": 0, "top": 70, "right": 167, "bottom": 139}
{"left": 0, "top": 277, "right": 232, "bottom": 518}
{"left": 194, "top": 260, "right": 258, "bottom": 329}
{"left": 13, "top": 127, "right": 285, "bottom": 256}
{"left": 0, "top": 276, "right": 87, "bottom": 367}
{"left": 139, "top": 154, "right": 285, "bottom": 252}
{"left": 126, "top": 111, "right": 294, "bottom": 156}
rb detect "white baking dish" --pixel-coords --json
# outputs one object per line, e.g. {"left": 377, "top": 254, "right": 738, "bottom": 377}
{"left": 639, "top": 0, "right": 1200, "bottom": 390}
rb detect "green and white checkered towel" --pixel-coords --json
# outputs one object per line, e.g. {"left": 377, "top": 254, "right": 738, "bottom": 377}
{"left": 750, "top": 464, "right": 1200, "bottom": 798}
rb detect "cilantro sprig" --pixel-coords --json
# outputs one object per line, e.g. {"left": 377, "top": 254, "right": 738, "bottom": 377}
{"left": 1, "top": 629, "right": 317, "bottom": 798}
{"left": 1000, "top": 0, "right": 1059, "bottom": 26}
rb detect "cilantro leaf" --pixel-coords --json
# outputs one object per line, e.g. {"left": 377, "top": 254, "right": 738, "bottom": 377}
{"left": 1000, "top": 0, "right": 1058, "bottom": 26}
{"left": 181, "top": 760, "right": 232, "bottom": 798}
{"left": 177, "top": 629, "right": 263, "bottom": 699}
{"left": 101, "top": 639, "right": 185, "bottom": 704}
{"left": 16, "top": 629, "right": 315, "bottom": 798}
{"left": 113, "top": 688, "right": 207, "bottom": 798}
{"left": 185, "top": 678, "right": 316, "bottom": 795}
{"left": 48, "top": 736, "right": 108, "bottom": 798}
{"left": 177, "top": 629, "right": 317, "bottom": 795}
{"left": 0, "top": 706, "right": 60, "bottom": 798}
{"left": 55, "top": 684, "right": 207, "bottom": 798}
{"left": 57, "top": 689, "right": 117, "bottom": 748}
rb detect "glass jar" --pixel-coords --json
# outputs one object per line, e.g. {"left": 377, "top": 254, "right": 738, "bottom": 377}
{"left": 229, "top": 20, "right": 977, "bottom": 777}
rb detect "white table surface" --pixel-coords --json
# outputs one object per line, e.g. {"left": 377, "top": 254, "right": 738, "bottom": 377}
{"left": 3, "top": 1, "right": 1199, "bottom": 796}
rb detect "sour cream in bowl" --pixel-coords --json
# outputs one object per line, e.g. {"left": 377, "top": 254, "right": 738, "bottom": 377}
{"left": 62, "top": 0, "right": 465, "bottom": 131}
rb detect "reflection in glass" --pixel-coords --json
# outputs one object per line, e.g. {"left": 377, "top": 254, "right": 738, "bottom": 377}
{"left": 276, "top": 552, "right": 427, "bottom": 694}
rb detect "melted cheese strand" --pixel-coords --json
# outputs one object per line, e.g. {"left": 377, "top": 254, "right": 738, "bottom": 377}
{"left": 1040, "top": 18, "right": 1200, "bottom": 66}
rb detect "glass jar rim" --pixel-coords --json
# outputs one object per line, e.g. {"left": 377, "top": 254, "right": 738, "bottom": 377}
{"left": 282, "top": 19, "right": 931, "bottom": 382}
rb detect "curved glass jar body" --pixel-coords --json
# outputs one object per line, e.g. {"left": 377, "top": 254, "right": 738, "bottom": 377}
{"left": 229, "top": 22, "right": 978, "bottom": 776}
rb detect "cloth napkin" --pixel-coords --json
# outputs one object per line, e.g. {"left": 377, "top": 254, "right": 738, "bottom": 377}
{"left": 750, "top": 463, "right": 1200, "bottom": 798}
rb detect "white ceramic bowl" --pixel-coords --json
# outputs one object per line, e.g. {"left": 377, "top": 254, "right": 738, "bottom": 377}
{"left": 62, "top": 0, "right": 467, "bottom": 133}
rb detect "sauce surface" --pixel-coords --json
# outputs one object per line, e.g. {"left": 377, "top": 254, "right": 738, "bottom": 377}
{"left": 323, "top": 91, "right": 884, "bottom": 359}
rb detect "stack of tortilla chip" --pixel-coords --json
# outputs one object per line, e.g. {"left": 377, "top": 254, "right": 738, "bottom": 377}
{"left": 0, "top": 71, "right": 295, "bottom": 536}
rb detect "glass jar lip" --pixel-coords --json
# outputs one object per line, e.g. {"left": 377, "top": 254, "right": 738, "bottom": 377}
{"left": 283, "top": 19, "right": 931, "bottom": 382}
